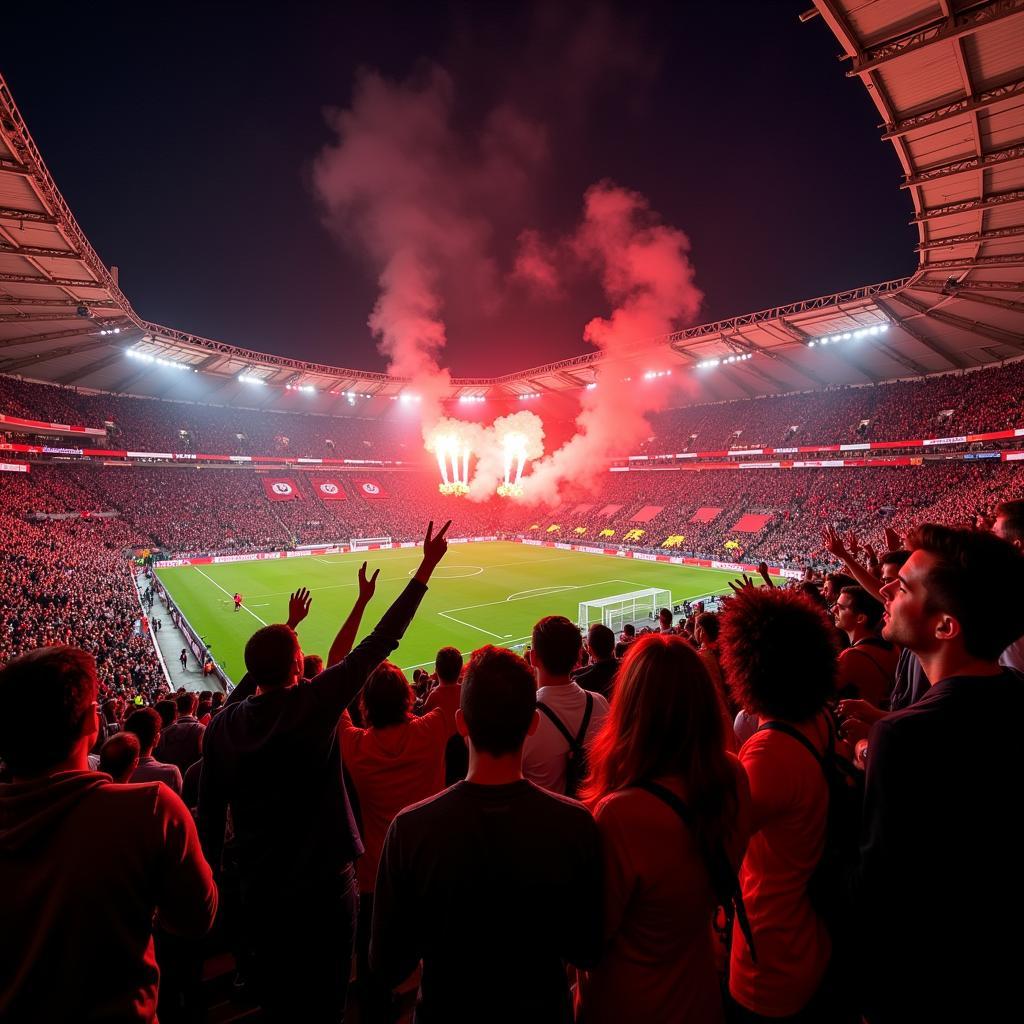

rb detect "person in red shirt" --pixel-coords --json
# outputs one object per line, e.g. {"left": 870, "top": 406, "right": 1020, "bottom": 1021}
{"left": 577, "top": 633, "right": 750, "bottom": 1024}
{"left": 719, "top": 586, "right": 837, "bottom": 1022}
{"left": 232, "top": 593, "right": 243, "bottom": 612}
{"left": 0, "top": 646, "right": 217, "bottom": 1022}
{"left": 420, "top": 645, "right": 467, "bottom": 784}
{"left": 340, "top": 661, "right": 451, "bottom": 1020}
{"left": 833, "top": 586, "right": 899, "bottom": 707}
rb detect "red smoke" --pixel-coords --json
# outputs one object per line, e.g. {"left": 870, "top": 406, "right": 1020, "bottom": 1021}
{"left": 313, "top": 67, "right": 546, "bottom": 420}
{"left": 521, "top": 182, "right": 702, "bottom": 504}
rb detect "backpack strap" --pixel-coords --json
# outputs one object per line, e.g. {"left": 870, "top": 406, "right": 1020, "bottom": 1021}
{"left": 756, "top": 719, "right": 826, "bottom": 770}
{"left": 635, "top": 779, "right": 756, "bottom": 964}
{"left": 538, "top": 692, "right": 593, "bottom": 755}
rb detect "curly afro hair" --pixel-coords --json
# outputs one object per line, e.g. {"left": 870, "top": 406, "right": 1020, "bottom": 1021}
{"left": 720, "top": 586, "right": 837, "bottom": 722}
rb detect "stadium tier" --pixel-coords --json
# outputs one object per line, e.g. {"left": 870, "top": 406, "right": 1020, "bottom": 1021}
{"left": 3, "top": 2, "right": 1024, "bottom": 1023}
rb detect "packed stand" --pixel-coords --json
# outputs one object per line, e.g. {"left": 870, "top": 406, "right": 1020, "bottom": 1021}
{"left": 4, "top": 507, "right": 1022, "bottom": 1021}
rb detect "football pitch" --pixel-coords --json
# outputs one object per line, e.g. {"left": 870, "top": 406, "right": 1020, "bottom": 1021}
{"left": 157, "top": 541, "right": 752, "bottom": 683}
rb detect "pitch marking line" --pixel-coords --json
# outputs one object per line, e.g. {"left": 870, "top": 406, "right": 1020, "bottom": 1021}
{"left": 243, "top": 553, "right": 577, "bottom": 600}
{"left": 437, "top": 580, "right": 628, "bottom": 638}
{"left": 193, "top": 567, "right": 269, "bottom": 627}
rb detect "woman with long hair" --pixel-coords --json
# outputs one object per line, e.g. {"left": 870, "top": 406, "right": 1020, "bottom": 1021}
{"left": 576, "top": 633, "right": 750, "bottom": 1024}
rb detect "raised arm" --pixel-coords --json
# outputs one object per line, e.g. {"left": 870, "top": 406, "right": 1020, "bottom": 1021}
{"left": 327, "top": 563, "right": 379, "bottom": 667}
{"left": 312, "top": 521, "right": 451, "bottom": 715}
{"left": 822, "top": 526, "right": 884, "bottom": 601}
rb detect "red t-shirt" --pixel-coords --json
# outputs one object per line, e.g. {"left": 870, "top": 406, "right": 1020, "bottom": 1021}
{"left": 421, "top": 682, "right": 460, "bottom": 734}
{"left": 578, "top": 761, "right": 750, "bottom": 1024}
{"left": 729, "top": 716, "right": 830, "bottom": 1017}
{"left": 340, "top": 709, "right": 448, "bottom": 892}
{"left": 837, "top": 638, "right": 900, "bottom": 707}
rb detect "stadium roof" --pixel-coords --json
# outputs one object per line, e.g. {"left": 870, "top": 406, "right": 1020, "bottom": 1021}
{"left": 1, "top": 0, "right": 1022, "bottom": 413}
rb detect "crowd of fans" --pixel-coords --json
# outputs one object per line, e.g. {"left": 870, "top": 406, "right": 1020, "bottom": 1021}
{"left": 4, "top": 358, "right": 1024, "bottom": 462}
{"left": 641, "top": 359, "right": 1024, "bottom": 453}
{"left": 0, "top": 500, "right": 165, "bottom": 706}
{"left": 4, "top": 457, "right": 1023, "bottom": 572}
{"left": 2, "top": 506, "right": 1022, "bottom": 1022}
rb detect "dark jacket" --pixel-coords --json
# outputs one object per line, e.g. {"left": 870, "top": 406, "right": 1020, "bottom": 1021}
{"left": 198, "top": 579, "right": 427, "bottom": 893}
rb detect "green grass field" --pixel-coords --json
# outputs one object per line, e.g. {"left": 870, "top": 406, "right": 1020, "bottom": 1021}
{"left": 157, "top": 542, "right": 752, "bottom": 682}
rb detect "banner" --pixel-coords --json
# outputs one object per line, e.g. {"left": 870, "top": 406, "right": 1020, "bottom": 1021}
{"left": 0, "top": 462, "right": 29, "bottom": 473}
{"left": 314, "top": 478, "right": 347, "bottom": 501}
{"left": 261, "top": 478, "right": 299, "bottom": 501}
{"left": 353, "top": 478, "right": 389, "bottom": 499}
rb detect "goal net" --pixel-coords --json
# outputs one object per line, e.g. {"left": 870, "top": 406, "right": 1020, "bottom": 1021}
{"left": 578, "top": 588, "right": 672, "bottom": 633}
{"left": 349, "top": 536, "right": 393, "bottom": 552}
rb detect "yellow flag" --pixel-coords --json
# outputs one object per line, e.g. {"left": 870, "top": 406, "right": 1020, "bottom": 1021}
{"left": 662, "top": 534, "right": 686, "bottom": 549}
{"left": 623, "top": 529, "right": 646, "bottom": 543}
{"left": 547, "top": 524, "right": 561, "bottom": 533}
{"left": 724, "top": 539, "right": 740, "bottom": 551}
{"left": 599, "top": 529, "right": 615, "bottom": 538}
{"left": 574, "top": 526, "right": 587, "bottom": 535}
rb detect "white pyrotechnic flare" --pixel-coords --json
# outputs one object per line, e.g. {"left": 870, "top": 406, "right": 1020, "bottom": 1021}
{"left": 435, "top": 434, "right": 453, "bottom": 485}
{"left": 502, "top": 432, "right": 528, "bottom": 486}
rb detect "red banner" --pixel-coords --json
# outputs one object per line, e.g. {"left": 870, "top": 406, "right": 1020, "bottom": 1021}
{"left": 261, "top": 477, "right": 299, "bottom": 501}
{"left": 314, "top": 478, "right": 347, "bottom": 501}
{"left": 353, "top": 478, "right": 388, "bottom": 499}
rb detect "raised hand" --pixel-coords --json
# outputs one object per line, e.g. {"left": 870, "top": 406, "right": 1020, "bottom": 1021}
{"left": 757, "top": 561, "right": 776, "bottom": 588}
{"left": 844, "top": 529, "right": 863, "bottom": 558}
{"left": 728, "top": 574, "right": 756, "bottom": 595}
{"left": 286, "top": 587, "right": 312, "bottom": 630}
{"left": 358, "top": 561, "right": 380, "bottom": 604}
{"left": 821, "top": 525, "right": 850, "bottom": 562}
{"left": 423, "top": 520, "right": 451, "bottom": 567}
{"left": 883, "top": 526, "right": 903, "bottom": 553}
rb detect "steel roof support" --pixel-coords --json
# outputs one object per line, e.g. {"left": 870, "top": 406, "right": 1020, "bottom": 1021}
{"left": 881, "top": 78, "right": 1024, "bottom": 140}
{"left": 848, "top": 1, "right": 1024, "bottom": 78}
{"left": 874, "top": 297, "right": 968, "bottom": 369}
{"left": 887, "top": 293, "right": 1024, "bottom": 353}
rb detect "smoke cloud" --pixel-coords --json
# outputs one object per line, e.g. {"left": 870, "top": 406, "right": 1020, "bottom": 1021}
{"left": 313, "top": 66, "right": 546, "bottom": 421}
{"left": 520, "top": 182, "right": 702, "bottom": 504}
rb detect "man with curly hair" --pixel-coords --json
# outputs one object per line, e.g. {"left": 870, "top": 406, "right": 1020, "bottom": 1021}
{"left": 859, "top": 524, "right": 1024, "bottom": 1023}
{"left": 719, "top": 586, "right": 837, "bottom": 1021}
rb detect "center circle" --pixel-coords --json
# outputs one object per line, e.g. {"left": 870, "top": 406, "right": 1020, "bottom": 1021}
{"left": 408, "top": 564, "right": 483, "bottom": 579}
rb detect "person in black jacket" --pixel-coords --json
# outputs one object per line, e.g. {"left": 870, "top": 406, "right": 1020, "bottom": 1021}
{"left": 572, "top": 623, "right": 618, "bottom": 700}
{"left": 857, "top": 524, "right": 1024, "bottom": 1023}
{"left": 199, "top": 521, "right": 450, "bottom": 1022}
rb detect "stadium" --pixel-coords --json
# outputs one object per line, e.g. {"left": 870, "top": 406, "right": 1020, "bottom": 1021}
{"left": 1, "top": 2, "right": 1023, "bottom": 1022}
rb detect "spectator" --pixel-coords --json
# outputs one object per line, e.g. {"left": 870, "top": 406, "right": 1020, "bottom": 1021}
{"left": 833, "top": 586, "right": 899, "bottom": 708}
{"left": 303, "top": 653, "right": 324, "bottom": 679}
{"left": 694, "top": 612, "right": 730, "bottom": 712}
{"left": 577, "top": 634, "right": 750, "bottom": 1023}
{"left": 99, "top": 731, "right": 140, "bottom": 783}
{"left": 155, "top": 692, "right": 205, "bottom": 777}
{"left": 992, "top": 498, "right": 1024, "bottom": 671}
{"left": 154, "top": 698, "right": 177, "bottom": 730}
{"left": 198, "top": 523, "right": 450, "bottom": 1022}
{"left": 421, "top": 645, "right": 468, "bottom": 785}
{"left": 339, "top": 661, "right": 450, "bottom": 1020}
{"left": 0, "top": 647, "right": 216, "bottom": 1021}
{"left": 124, "top": 707, "right": 183, "bottom": 794}
{"left": 370, "top": 645, "right": 602, "bottom": 1023}
{"left": 657, "top": 607, "right": 675, "bottom": 633}
{"left": 572, "top": 623, "right": 619, "bottom": 700}
{"left": 857, "top": 525, "right": 1024, "bottom": 1022}
{"left": 523, "top": 616, "right": 611, "bottom": 797}
{"left": 720, "top": 586, "right": 837, "bottom": 1020}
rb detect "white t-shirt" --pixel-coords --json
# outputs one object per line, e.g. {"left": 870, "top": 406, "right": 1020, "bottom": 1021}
{"left": 523, "top": 682, "right": 610, "bottom": 795}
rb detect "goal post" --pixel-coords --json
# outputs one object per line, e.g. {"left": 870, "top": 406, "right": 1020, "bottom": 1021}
{"left": 578, "top": 588, "right": 673, "bottom": 633}
{"left": 349, "top": 536, "right": 393, "bottom": 552}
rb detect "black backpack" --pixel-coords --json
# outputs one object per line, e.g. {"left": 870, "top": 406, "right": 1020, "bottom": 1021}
{"left": 636, "top": 779, "right": 756, "bottom": 966}
{"left": 756, "top": 715, "right": 863, "bottom": 939}
{"left": 537, "top": 692, "right": 593, "bottom": 799}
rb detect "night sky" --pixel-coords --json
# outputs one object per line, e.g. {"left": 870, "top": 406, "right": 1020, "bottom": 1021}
{"left": 2, "top": 1, "right": 917, "bottom": 376}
